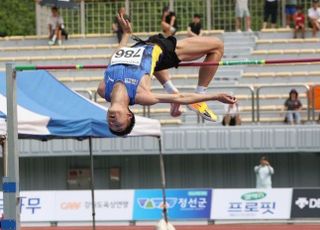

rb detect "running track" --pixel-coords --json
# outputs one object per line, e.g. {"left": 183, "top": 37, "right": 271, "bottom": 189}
{"left": 23, "top": 224, "right": 320, "bottom": 230}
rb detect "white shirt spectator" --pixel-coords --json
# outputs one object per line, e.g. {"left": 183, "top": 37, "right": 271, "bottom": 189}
{"left": 254, "top": 165, "right": 274, "bottom": 189}
{"left": 48, "top": 15, "right": 64, "bottom": 29}
{"left": 308, "top": 7, "right": 320, "bottom": 20}
{"left": 224, "top": 103, "right": 239, "bottom": 116}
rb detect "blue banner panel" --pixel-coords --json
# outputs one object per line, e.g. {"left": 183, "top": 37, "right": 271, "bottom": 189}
{"left": 133, "top": 189, "right": 211, "bottom": 220}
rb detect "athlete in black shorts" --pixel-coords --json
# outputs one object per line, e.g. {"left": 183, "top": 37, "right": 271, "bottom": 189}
{"left": 97, "top": 15, "right": 236, "bottom": 136}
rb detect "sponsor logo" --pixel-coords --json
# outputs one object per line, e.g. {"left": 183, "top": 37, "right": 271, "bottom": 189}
{"left": 60, "top": 202, "right": 81, "bottom": 210}
{"left": 295, "top": 197, "right": 320, "bottom": 209}
{"left": 241, "top": 192, "right": 266, "bottom": 201}
{"left": 124, "top": 78, "right": 138, "bottom": 85}
{"left": 137, "top": 198, "right": 177, "bottom": 209}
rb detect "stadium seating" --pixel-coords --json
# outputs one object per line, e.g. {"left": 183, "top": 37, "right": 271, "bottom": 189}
{"left": 0, "top": 29, "right": 318, "bottom": 125}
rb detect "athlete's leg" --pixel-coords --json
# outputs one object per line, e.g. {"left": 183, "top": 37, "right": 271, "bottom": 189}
{"left": 235, "top": 17, "right": 241, "bottom": 31}
{"left": 154, "top": 69, "right": 181, "bottom": 117}
{"left": 175, "top": 36, "right": 224, "bottom": 88}
{"left": 175, "top": 36, "right": 224, "bottom": 121}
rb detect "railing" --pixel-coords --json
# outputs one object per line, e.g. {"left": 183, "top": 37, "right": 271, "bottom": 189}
{"left": 89, "top": 83, "right": 320, "bottom": 124}
{"left": 75, "top": 89, "right": 93, "bottom": 100}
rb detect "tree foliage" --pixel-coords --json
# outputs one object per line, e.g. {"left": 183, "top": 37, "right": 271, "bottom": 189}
{"left": 0, "top": 0, "right": 35, "bottom": 36}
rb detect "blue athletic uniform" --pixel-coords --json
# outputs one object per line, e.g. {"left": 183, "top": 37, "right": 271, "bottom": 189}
{"left": 104, "top": 44, "right": 162, "bottom": 105}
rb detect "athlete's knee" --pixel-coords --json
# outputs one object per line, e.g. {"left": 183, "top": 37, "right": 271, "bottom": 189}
{"left": 210, "top": 37, "right": 224, "bottom": 57}
{"left": 216, "top": 38, "right": 224, "bottom": 53}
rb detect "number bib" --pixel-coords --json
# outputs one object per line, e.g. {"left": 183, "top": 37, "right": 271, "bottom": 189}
{"left": 110, "top": 47, "right": 145, "bottom": 66}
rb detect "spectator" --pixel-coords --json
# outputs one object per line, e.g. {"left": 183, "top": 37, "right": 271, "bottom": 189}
{"left": 293, "top": 5, "right": 305, "bottom": 39}
{"left": 262, "top": 0, "right": 278, "bottom": 29}
{"left": 112, "top": 7, "right": 130, "bottom": 43}
{"left": 48, "top": 7, "right": 65, "bottom": 46}
{"left": 285, "top": 0, "right": 297, "bottom": 28}
{"left": 187, "top": 14, "right": 202, "bottom": 37}
{"left": 235, "top": 0, "right": 252, "bottom": 32}
{"left": 284, "top": 89, "right": 302, "bottom": 125}
{"left": 254, "top": 156, "right": 274, "bottom": 189}
{"left": 222, "top": 102, "right": 241, "bottom": 126}
{"left": 308, "top": 0, "right": 320, "bottom": 38}
{"left": 161, "top": 6, "right": 178, "bottom": 37}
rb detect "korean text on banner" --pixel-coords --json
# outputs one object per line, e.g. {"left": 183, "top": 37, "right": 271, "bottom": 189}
{"left": 133, "top": 189, "right": 212, "bottom": 220}
{"left": 211, "top": 189, "right": 292, "bottom": 220}
{"left": 0, "top": 190, "right": 134, "bottom": 222}
{"left": 0, "top": 191, "right": 55, "bottom": 222}
{"left": 55, "top": 190, "right": 134, "bottom": 221}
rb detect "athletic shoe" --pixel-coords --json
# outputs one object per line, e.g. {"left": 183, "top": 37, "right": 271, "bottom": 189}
{"left": 57, "top": 40, "right": 62, "bottom": 46}
{"left": 48, "top": 40, "right": 55, "bottom": 46}
{"left": 236, "top": 29, "right": 242, "bottom": 33}
{"left": 187, "top": 102, "right": 218, "bottom": 122}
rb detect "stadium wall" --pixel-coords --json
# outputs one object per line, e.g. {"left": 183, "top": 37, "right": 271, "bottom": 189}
{"left": 0, "top": 152, "right": 318, "bottom": 191}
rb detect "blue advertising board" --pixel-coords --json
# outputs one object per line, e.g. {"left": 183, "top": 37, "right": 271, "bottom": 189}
{"left": 133, "top": 189, "right": 211, "bottom": 220}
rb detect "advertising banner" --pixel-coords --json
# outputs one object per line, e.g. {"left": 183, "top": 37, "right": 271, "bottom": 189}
{"left": 211, "top": 189, "right": 292, "bottom": 219}
{"left": 0, "top": 190, "right": 134, "bottom": 222}
{"left": 133, "top": 189, "right": 211, "bottom": 220}
{"left": 291, "top": 188, "right": 320, "bottom": 218}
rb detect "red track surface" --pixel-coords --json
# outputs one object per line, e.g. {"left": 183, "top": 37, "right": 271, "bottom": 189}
{"left": 22, "top": 224, "right": 320, "bottom": 230}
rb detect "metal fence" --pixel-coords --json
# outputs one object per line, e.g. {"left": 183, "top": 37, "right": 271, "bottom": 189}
{"left": 37, "top": 0, "right": 314, "bottom": 35}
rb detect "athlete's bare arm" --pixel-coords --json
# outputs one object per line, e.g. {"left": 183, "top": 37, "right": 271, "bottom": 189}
{"left": 117, "top": 14, "right": 132, "bottom": 48}
{"left": 135, "top": 92, "right": 236, "bottom": 106}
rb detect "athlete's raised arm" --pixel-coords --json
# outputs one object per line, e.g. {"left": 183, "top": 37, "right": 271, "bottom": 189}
{"left": 136, "top": 92, "right": 237, "bottom": 105}
{"left": 117, "top": 14, "right": 132, "bottom": 48}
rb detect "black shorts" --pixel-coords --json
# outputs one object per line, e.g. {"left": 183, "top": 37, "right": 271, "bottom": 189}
{"left": 132, "top": 34, "right": 181, "bottom": 71}
{"left": 222, "top": 116, "right": 237, "bottom": 126}
{"left": 264, "top": 0, "right": 278, "bottom": 24}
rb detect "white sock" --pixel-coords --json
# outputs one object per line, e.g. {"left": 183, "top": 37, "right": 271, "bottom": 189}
{"left": 52, "top": 35, "right": 57, "bottom": 42}
{"left": 195, "top": 85, "right": 207, "bottom": 94}
{"left": 163, "top": 80, "right": 178, "bottom": 94}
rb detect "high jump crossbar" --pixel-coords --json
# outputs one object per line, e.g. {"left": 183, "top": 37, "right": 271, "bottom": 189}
{"left": 13, "top": 58, "right": 320, "bottom": 71}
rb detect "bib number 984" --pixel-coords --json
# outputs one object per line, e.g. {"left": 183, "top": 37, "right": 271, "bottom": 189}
{"left": 110, "top": 47, "right": 145, "bottom": 66}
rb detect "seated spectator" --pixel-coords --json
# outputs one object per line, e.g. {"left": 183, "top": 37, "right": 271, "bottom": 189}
{"left": 262, "top": 0, "right": 278, "bottom": 29}
{"left": 308, "top": 0, "right": 320, "bottom": 38}
{"left": 284, "top": 89, "right": 302, "bottom": 125}
{"left": 112, "top": 7, "right": 130, "bottom": 43}
{"left": 187, "top": 14, "right": 202, "bottom": 37}
{"left": 235, "top": 0, "right": 252, "bottom": 32}
{"left": 48, "top": 7, "right": 66, "bottom": 46}
{"left": 285, "top": 0, "right": 297, "bottom": 28}
{"left": 222, "top": 102, "right": 241, "bottom": 126}
{"left": 161, "top": 6, "right": 178, "bottom": 37}
{"left": 293, "top": 5, "right": 305, "bottom": 39}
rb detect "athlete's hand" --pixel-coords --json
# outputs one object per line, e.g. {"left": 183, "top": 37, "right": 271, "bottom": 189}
{"left": 216, "top": 94, "right": 237, "bottom": 104}
{"left": 117, "top": 14, "right": 132, "bottom": 34}
{"left": 170, "top": 103, "right": 182, "bottom": 117}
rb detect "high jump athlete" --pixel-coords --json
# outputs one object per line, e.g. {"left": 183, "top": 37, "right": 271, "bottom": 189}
{"left": 98, "top": 15, "right": 237, "bottom": 136}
